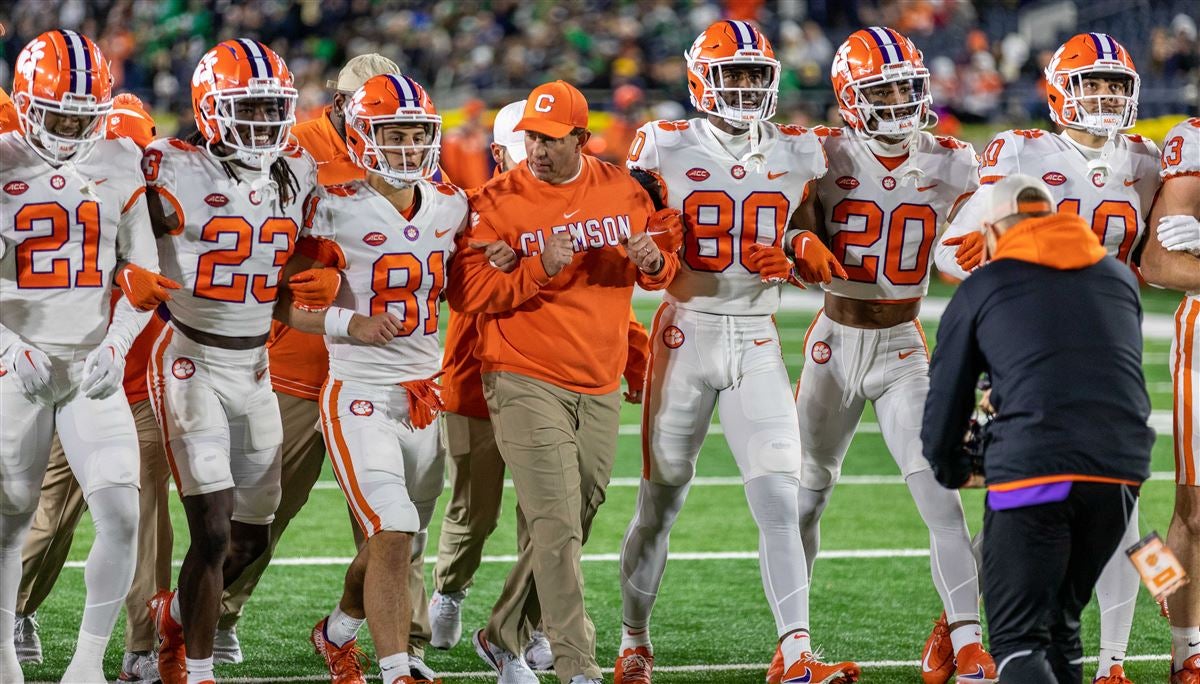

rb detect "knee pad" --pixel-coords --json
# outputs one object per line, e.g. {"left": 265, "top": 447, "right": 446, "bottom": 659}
{"left": 0, "top": 478, "right": 42, "bottom": 517}
{"left": 86, "top": 484, "right": 140, "bottom": 538}
{"left": 363, "top": 480, "right": 420, "bottom": 536}
{"left": 648, "top": 456, "right": 697, "bottom": 488}
{"left": 743, "top": 431, "right": 803, "bottom": 482}
{"left": 231, "top": 480, "right": 281, "bottom": 526}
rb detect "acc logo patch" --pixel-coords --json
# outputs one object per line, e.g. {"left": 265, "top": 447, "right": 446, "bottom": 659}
{"left": 686, "top": 167, "right": 710, "bottom": 182}
{"left": 810, "top": 341, "right": 832, "bottom": 364}
{"left": 205, "top": 193, "right": 229, "bottom": 207}
{"left": 4, "top": 181, "right": 28, "bottom": 196}
{"left": 403, "top": 225, "right": 420, "bottom": 241}
{"left": 662, "top": 325, "right": 685, "bottom": 349}
{"left": 171, "top": 358, "right": 196, "bottom": 379}
{"left": 835, "top": 176, "right": 859, "bottom": 190}
{"left": 730, "top": 165, "right": 746, "bottom": 180}
{"left": 881, "top": 176, "right": 896, "bottom": 191}
{"left": 50, "top": 174, "right": 66, "bottom": 190}
{"left": 1041, "top": 172, "right": 1067, "bottom": 186}
{"left": 350, "top": 399, "right": 374, "bottom": 416}
{"left": 363, "top": 232, "right": 387, "bottom": 246}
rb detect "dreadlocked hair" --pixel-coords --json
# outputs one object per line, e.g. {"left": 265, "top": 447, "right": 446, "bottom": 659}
{"left": 185, "top": 130, "right": 301, "bottom": 212}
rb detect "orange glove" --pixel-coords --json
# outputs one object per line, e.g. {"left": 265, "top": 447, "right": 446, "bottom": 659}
{"left": 942, "top": 231, "right": 985, "bottom": 271}
{"left": 400, "top": 374, "right": 446, "bottom": 430}
{"left": 289, "top": 268, "right": 341, "bottom": 311}
{"left": 106, "top": 93, "right": 156, "bottom": 149}
{"left": 117, "top": 263, "right": 180, "bottom": 311}
{"left": 646, "top": 208, "right": 684, "bottom": 253}
{"left": 790, "top": 231, "right": 848, "bottom": 284}
{"left": 745, "top": 243, "right": 803, "bottom": 288}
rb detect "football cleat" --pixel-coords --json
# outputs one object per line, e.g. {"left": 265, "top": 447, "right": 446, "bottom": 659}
{"left": 614, "top": 646, "right": 654, "bottom": 684}
{"left": 1093, "top": 664, "right": 1133, "bottom": 683}
{"left": 118, "top": 650, "right": 161, "bottom": 682}
{"left": 778, "top": 648, "right": 861, "bottom": 684}
{"left": 14, "top": 612, "right": 43, "bottom": 664}
{"left": 310, "top": 617, "right": 367, "bottom": 684}
{"left": 767, "top": 645, "right": 783, "bottom": 684}
{"left": 428, "top": 590, "right": 466, "bottom": 649}
{"left": 148, "top": 591, "right": 186, "bottom": 684}
{"left": 524, "top": 629, "right": 554, "bottom": 671}
{"left": 213, "top": 625, "right": 243, "bottom": 664}
{"left": 921, "top": 612, "right": 954, "bottom": 684}
{"left": 953, "top": 643, "right": 997, "bottom": 683}
{"left": 473, "top": 629, "right": 539, "bottom": 684}
{"left": 1172, "top": 655, "right": 1200, "bottom": 684}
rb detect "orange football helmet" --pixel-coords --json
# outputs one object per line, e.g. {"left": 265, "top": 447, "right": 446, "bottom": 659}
{"left": 190, "top": 39, "right": 296, "bottom": 168}
{"left": 831, "top": 27, "right": 932, "bottom": 141}
{"left": 11, "top": 30, "right": 113, "bottom": 164}
{"left": 344, "top": 74, "right": 441, "bottom": 185}
{"left": 1045, "top": 33, "right": 1139, "bottom": 136}
{"left": 686, "top": 20, "right": 779, "bottom": 126}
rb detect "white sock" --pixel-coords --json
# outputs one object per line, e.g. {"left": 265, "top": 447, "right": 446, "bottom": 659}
{"left": 949, "top": 623, "right": 982, "bottom": 655}
{"left": 186, "top": 655, "right": 213, "bottom": 683}
{"left": 1172, "top": 625, "right": 1200, "bottom": 669}
{"left": 379, "top": 652, "right": 409, "bottom": 684}
{"left": 1096, "top": 648, "right": 1126, "bottom": 677}
{"left": 780, "top": 630, "right": 812, "bottom": 666}
{"left": 170, "top": 592, "right": 182, "bottom": 624}
{"left": 620, "top": 625, "right": 651, "bottom": 653}
{"left": 65, "top": 630, "right": 108, "bottom": 671}
{"left": 325, "top": 605, "right": 365, "bottom": 647}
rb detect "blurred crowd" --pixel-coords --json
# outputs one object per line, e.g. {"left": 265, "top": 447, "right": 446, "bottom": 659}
{"left": 0, "top": 0, "right": 1197, "bottom": 172}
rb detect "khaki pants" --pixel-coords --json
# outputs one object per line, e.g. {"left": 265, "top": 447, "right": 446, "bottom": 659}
{"left": 482, "top": 372, "right": 619, "bottom": 683}
{"left": 219, "top": 391, "right": 431, "bottom": 654}
{"left": 433, "top": 412, "right": 507, "bottom": 593}
{"left": 16, "top": 399, "right": 174, "bottom": 652}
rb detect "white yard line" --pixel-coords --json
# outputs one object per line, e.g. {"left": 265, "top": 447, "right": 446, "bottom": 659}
{"left": 26, "top": 654, "right": 1171, "bottom": 683}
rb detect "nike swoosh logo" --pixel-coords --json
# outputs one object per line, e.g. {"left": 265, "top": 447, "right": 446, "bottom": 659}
{"left": 256, "top": 369, "right": 267, "bottom": 382}
{"left": 917, "top": 184, "right": 938, "bottom": 192}
{"left": 94, "top": 178, "right": 108, "bottom": 185}
{"left": 783, "top": 668, "right": 812, "bottom": 683}
{"left": 1124, "top": 178, "right": 1140, "bottom": 186}
{"left": 767, "top": 171, "right": 788, "bottom": 180}
{"left": 921, "top": 646, "right": 936, "bottom": 672}
{"left": 959, "top": 665, "right": 988, "bottom": 679}
{"left": 1189, "top": 640, "right": 1200, "bottom": 648}
{"left": 753, "top": 339, "right": 773, "bottom": 346}
{"left": 434, "top": 228, "right": 452, "bottom": 238}
{"left": 564, "top": 209, "right": 581, "bottom": 218}
{"left": 123, "top": 270, "right": 134, "bottom": 291}
{"left": 899, "top": 350, "right": 918, "bottom": 360}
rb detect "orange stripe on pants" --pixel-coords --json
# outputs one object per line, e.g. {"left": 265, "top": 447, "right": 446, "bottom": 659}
{"left": 1178, "top": 299, "right": 1199, "bottom": 486}
{"left": 794, "top": 307, "right": 825, "bottom": 402}
{"left": 320, "top": 379, "right": 382, "bottom": 536}
{"left": 148, "top": 326, "right": 183, "bottom": 491}
{"left": 640, "top": 302, "right": 669, "bottom": 481}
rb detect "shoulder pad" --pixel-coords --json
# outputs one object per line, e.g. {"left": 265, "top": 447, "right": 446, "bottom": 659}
{"left": 323, "top": 183, "right": 357, "bottom": 197}
{"left": 167, "top": 138, "right": 200, "bottom": 152}
{"left": 935, "top": 135, "right": 969, "bottom": 150}
{"left": 812, "top": 125, "right": 844, "bottom": 138}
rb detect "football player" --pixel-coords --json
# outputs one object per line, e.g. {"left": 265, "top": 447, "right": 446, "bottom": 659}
{"left": 934, "top": 33, "right": 1160, "bottom": 684}
{"left": 617, "top": 20, "right": 858, "bottom": 684}
{"left": 0, "top": 30, "right": 174, "bottom": 683}
{"left": 1141, "top": 117, "right": 1200, "bottom": 684}
{"left": 142, "top": 39, "right": 336, "bottom": 684}
{"left": 792, "top": 27, "right": 995, "bottom": 684}
{"left": 279, "top": 73, "right": 463, "bottom": 684}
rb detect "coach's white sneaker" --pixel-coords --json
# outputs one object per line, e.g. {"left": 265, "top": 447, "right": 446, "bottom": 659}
{"left": 525, "top": 629, "right": 554, "bottom": 671}
{"left": 409, "top": 652, "right": 437, "bottom": 681}
{"left": 429, "top": 590, "right": 467, "bottom": 649}
{"left": 14, "top": 613, "right": 42, "bottom": 664}
{"left": 119, "top": 650, "right": 161, "bottom": 682}
{"left": 473, "top": 629, "right": 539, "bottom": 684}
{"left": 213, "top": 625, "right": 243, "bottom": 664}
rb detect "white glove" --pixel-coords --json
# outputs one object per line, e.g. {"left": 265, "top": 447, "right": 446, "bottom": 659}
{"left": 2, "top": 342, "right": 55, "bottom": 403}
{"left": 1157, "top": 214, "right": 1200, "bottom": 253}
{"left": 81, "top": 344, "right": 126, "bottom": 400}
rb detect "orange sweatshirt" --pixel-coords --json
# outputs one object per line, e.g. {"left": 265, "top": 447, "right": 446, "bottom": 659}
{"left": 448, "top": 156, "right": 677, "bottom": 394}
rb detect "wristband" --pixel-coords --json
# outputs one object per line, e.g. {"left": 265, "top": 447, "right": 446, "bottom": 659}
{"left": 324, "top": 307, "right": 354, "bottom": 338}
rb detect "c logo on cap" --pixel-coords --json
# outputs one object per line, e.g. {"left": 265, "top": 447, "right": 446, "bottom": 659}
{"left": 534, "top": 94, "right": 555, "bottom": 112}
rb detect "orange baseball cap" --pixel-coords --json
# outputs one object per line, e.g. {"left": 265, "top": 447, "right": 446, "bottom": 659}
{"left": 515, "top": 80, "right": 589, "bottom": 138}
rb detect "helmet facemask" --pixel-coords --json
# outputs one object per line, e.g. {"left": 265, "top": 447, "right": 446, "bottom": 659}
{"left": 688, "top": 55, "right": 780, "bottom": 128}
{"left": 202, "top": 82, "right": 297, "bottom": 170}
{"left": 845, "top": 67, "right": 933, "bottom": 143}
{"left": 1053, "top": 68, "right": 1139, "bottom": 137}
{"left": 16, "top": 92, "right": 110, "bottom": 165}
{"left": 350, "top": 114, "right": 442, "bottom": 187}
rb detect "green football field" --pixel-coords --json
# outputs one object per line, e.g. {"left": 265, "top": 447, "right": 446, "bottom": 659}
{"left": 21, "top": 284, "right": 1186, "bottom": 683}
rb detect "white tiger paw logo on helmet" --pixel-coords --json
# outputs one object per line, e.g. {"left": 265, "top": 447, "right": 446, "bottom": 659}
{"left": 191, "top": 51, "right": 219, "bottom": 88}
{"left": 16, "top": 39, "right": 46, "bottom": 85}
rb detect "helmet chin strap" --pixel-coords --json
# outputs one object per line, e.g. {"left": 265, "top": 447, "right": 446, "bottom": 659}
{"left": 745, "top": 121, "right": 766, "bottom": 172}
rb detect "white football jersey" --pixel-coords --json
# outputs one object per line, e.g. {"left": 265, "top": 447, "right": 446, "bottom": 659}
{"left": 0, "top": 133, "right": 158, "bottom": 347}
{"left": 939, "top": 129, "right": 1160, "bottom": 278}
{"left": 1160, "top": 117, "right": 1200, "bottom": 298}
{"left": 146, "top": 138, "right": 317, "bottom": 337}
{"left": 311, "top": 179, "right": 468, "bottom": 385}
{"left": 628, "top": 118, "right": 827, "bottom": 315}
{"left": 817, "top": 128, "right": 978, "bottom": 300}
